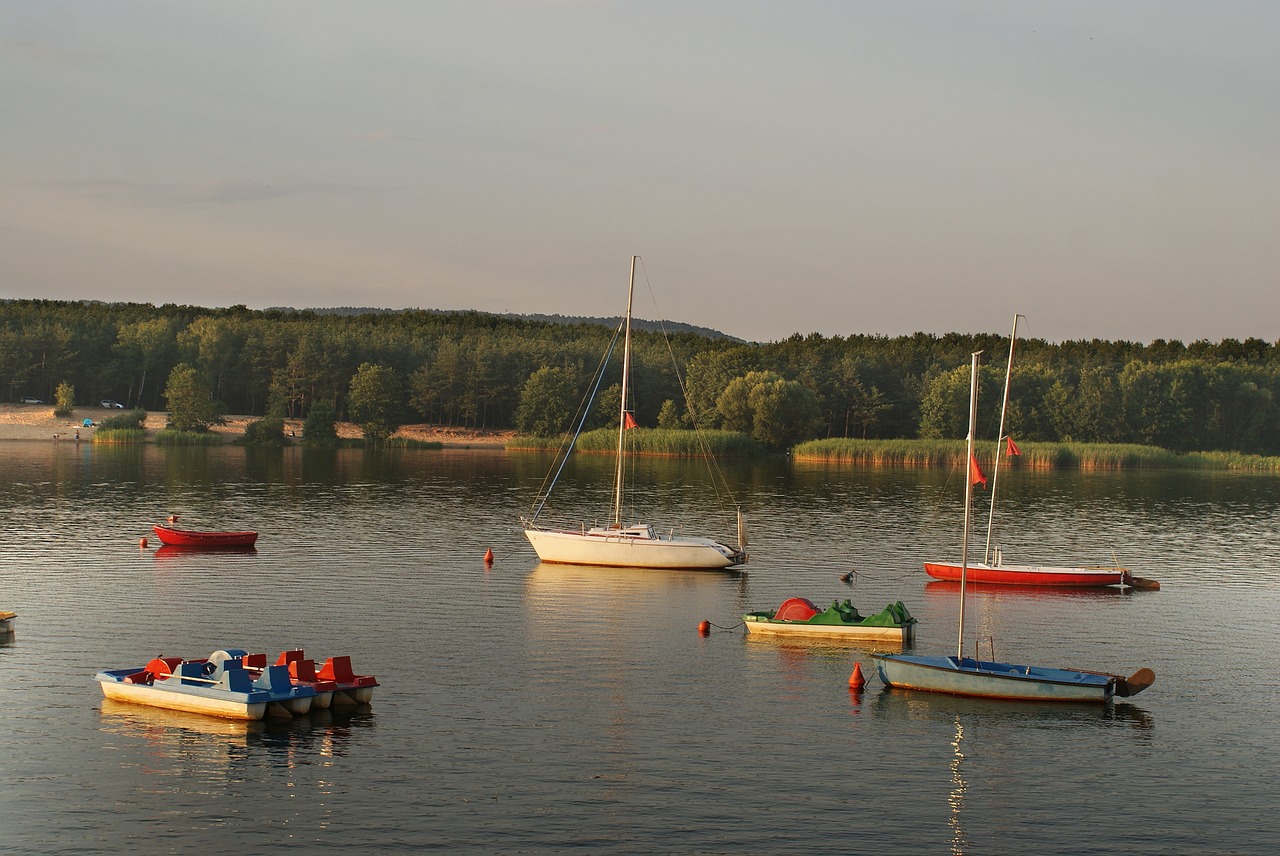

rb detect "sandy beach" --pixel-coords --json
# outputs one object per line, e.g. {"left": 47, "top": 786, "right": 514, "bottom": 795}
{"left": 0, "top": 403, "right": 515, "bottom": 447}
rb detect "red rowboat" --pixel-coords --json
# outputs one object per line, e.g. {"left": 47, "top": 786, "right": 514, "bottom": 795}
{"left": 923, "top": 560, "right": 1127, "bottom": 587}
{"left": 152, "top": 523, "right": 258, "bottom": 548}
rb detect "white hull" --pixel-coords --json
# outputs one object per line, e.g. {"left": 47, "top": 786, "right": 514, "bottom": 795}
{"left": 331, "top": 687, "right": 376, "bottom": 705}
{"left": 524, "top": 527, "right": 743, "bottom": 570}
{"left": 743, "top": 616, "right": 911, "bottom": 642}
{"left": 874, "top": 654, "right": 1115, "bottom": 703}
{"left": 99, "top": 680, "right": 268, "bottom": 721}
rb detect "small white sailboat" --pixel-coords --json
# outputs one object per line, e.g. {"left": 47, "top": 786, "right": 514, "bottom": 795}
{"left": 922, "top": 314, "right": 1158, "bottom": 589}
{"left": 874, "top": 352, "right": 1154, "bottom": 702}
{"left": 521, "top": 257, "right": 748, "bottom": 570}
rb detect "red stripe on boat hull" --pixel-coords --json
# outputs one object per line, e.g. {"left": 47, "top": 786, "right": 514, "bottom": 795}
{"left": 924, "top": 561, "right": 1124, "bottom": 587}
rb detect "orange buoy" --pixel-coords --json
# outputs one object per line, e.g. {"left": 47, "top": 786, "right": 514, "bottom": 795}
{"left": 483, "top": 548, "right": 494, "bottom": 564}
{"left": 139, "top": 537, "right": 148, "bottom": 549}
{"left": 848, "top": 661, "right": 866, "bottom": 691}
{"left": 698, "top": 620, "right": 711, "bottom": 636}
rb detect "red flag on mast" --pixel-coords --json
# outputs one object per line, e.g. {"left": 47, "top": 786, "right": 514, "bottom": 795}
{"left": 623, "top": 411, "right": 638, "bottom": 430}
{"left": 969, "top": 453, "right": 987, "bottom": 488}
{"left": 1006, "top": 435, "right": 1021, "bottom": 457}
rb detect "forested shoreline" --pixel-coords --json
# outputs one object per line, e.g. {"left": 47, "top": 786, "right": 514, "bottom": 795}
{"left": 3, "top": 298, "right": 1277, "bottom": 456}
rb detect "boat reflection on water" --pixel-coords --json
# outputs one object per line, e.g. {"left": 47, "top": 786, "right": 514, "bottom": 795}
{"left": 862, "top": 688, "right": 1153, "bottom": 853}
{"left": 524, "top": 561, "right": 744, "bottom": 589}
{"left": 524, "top": 561, "right": 748, "bottom": 651}
{"left": 153, "top": 544, "right": 258, "bottom": 561}
{"left": 948, "top": 716, "right": 969, "bottom": 854}
{"left": 522, "top": 557, "right": 747, "bottom": 603}
{"left": 100, "top": 696, "right": 264, "bottom": 738}
{"left": 152, "top": 547, "right": 257, "bottom": 560}
{"left": 923, "top": 579, "right": 1128, "bottom": 600}
{"left": 867, "top": 686, "right": 1155, "bottom": 730}
{"left": 97, "top": 697, "right": 376, "bottom": 772}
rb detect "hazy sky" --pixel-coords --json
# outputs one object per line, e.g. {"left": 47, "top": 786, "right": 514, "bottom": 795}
{"left": 4, "top": 2, "right": 1276, "bottom": 344}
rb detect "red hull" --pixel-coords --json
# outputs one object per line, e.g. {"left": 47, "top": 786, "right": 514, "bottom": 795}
{"left": 152, "top": 525, "right": 258, "bottom": 548}
{"left": 924, "top": 561, "right": 1126, "bottom": 587}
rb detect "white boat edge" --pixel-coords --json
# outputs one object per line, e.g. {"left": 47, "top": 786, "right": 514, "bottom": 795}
{"left": 97, "top": 677, "right": 268, "bottom": 720}
{"left": 743, "top": 615, "right": 912, "bottom": 642}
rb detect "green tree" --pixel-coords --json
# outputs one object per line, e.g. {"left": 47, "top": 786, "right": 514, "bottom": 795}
{"left": 917, "top": 365, "right": 971, "bottom": 439}
{"left": 918, "top": 363, "right": 1005, "bottom": 439}
{"left": 163, "top": 363, "right": 221, "bottom": 432}
{"left": 717, "top": 371, "right": 783, "bottom": 433}
{"left": 303, "top": 400, "right": 338, "bottom": 445}
{"left": 179, "top": 316, "right": 246, "bottom": 405}
{"left": 1003, "top": 364, "right": 1058, "bottom": 441}
{"left": 240, "top": 417, "right": 286, "bottom": 446}
{"left": 116, "top": 318, "right": 176, "bottom": 410}
{"left": 716, "top": 371, "right": 821, "bottom": 449}
{"left": 685, "top": 346, "right": 759, "bottom": 428}
{"left": 348, "top": 362, "right": 402, "bottom": 441}
{"left": 657, "top": 399, "right": 684, "bottom": 429}
{"left": 515, "top": 366, "right": 577, "bottom": 436}
{"left": 1072, "top": 366, "right": 1125, "bottom": 443}
{"left": 1120, "top": 361, "right": 1193, "bottom": 450}
{"left": 1205, "top": 367, "right": 1277, "bottom": 453}
{"left": 748, "top": 377, "right": 822, "bottom": 449}
{"left": 593, "top": 383, "right": 622, "bottom": 429}
{"left": 54, "top": 380, "right": 75, "bottom": 417}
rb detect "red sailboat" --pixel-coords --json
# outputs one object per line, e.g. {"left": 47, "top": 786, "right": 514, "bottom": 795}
{"left": 923, "top": 315, "right": 1157, "bottom": 590}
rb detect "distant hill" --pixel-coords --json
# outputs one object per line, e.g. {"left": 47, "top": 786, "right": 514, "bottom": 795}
{"left": 266, "top": 306, "right": 744, "bottom": 342}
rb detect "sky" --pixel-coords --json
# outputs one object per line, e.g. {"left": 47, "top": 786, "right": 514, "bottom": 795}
{"left": 3, "top": 1, "right": 1277, "bottom": 345}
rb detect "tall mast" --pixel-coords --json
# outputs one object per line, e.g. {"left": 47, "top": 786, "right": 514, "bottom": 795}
{"left": 613, "top": 256, "right": 637, "bottom": 526}
{"left": 984, "top": 313, "right": 1021, "bottom": 564}
{"left": 958, "top": 350, "right": 982, "bottom": 660}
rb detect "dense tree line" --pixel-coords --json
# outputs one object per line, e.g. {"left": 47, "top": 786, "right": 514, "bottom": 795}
{"left": 2, "top": 298, "right": 1277, "bottom": 454}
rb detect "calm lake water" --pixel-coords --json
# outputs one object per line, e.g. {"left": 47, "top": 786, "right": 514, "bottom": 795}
{"left": 1, "top": 442, "right": 1278, "bottom": 854}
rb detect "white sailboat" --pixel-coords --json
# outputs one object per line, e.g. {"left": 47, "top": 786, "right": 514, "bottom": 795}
{"left": 521, "top": 257, "right": 748, "bottom": 570}
{"left": 874, "top": 352, "right": 1155, "bottom": 702}
{"left": 923, "top": 314, "right": 1156, "bottom": 589}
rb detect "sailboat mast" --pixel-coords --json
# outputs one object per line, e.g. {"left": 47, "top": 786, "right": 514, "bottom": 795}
{"left": 957, "top": 350, "right": 982, "bottom": 660}
{"left": 613, "top": 256, "right": 637, "bottom": 527}
{"left": 983, "top": 313, "right": 1021, "bottom": 564}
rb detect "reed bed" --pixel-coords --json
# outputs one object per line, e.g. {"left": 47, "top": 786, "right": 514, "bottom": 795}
{"left": 792, "top": 438, "right": 1280, "bottom": 472}
{"left": 791, "top": 438, "right": 964, "bottom": 467}
{"left": 1181, "top": 450, "right": 1280, "bottom": 472}
{"left": 155, "top": 430, "right": 223, "bottom": 445}
{"left": 384, "top": 438, "right": 444, "bottom": 450}
{"left": 510, "top": 427, "right": 763, "bottom": 457}
{"left": 92, "top": 428, "right": 146, "bottom": 445}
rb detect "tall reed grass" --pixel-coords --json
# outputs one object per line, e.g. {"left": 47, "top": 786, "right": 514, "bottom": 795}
{"left": 155, "top": 430, "right": 223, "bottom": 445}
{"left": 791, "top": 438, "right": 1280, "bottom": 472}
{"left": 92, "top": 428, "right": 146, "bottom": 445}
{"left": 384, "top": 438, "right": 444, "bottom": 450}
{"left": 509, "top": 427, "right": 763, "bottom": 457}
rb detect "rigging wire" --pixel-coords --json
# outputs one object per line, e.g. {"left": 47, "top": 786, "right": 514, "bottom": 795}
{"left": 633, "top": 257, "right": 742, "bottom": 519}
{"left": 528, "top": 320, "right": 625, "bottom": 521}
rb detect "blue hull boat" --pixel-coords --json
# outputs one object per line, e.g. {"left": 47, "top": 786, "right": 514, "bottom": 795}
{"left": 872, "top": 654, "right": 1135, "bottom": 703}
{"left": 876, "top": 352, "right": 1154, "bottom": 704}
